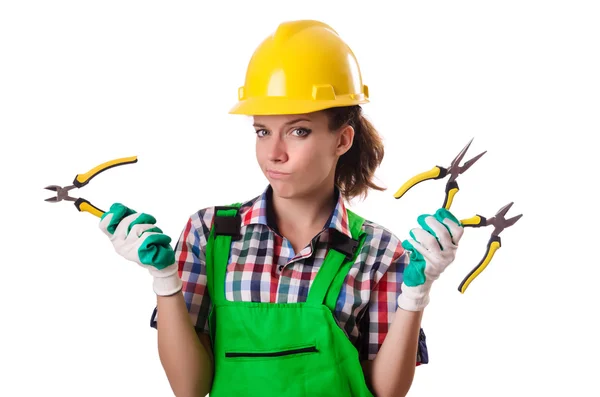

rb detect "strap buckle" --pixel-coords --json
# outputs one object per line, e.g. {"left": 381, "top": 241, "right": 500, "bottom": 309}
{"left": 329, "top": 229, "right": 359, "bottom": 259}
{"left": 214, "top": 206, "right": 242, "bottom": 240}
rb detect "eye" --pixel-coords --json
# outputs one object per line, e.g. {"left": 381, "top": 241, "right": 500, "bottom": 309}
{"left": 291, "top": 128, "right": 312, "bottom": 137}
{"left": 255, "top": 129, "right": 268, "bottom": 137}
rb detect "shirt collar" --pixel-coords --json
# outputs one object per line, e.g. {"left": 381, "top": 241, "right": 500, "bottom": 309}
{"left": 242, "top": 184, "right": 352, "bottom": 239}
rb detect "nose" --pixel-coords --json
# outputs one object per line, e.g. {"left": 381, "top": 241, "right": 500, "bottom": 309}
{"left": 267, "top": 136, "right": 288, "bottom": 163}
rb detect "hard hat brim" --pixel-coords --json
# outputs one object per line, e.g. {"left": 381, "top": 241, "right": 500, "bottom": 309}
{"left": 229, "top": 97, "right": 369, "bottom": 116}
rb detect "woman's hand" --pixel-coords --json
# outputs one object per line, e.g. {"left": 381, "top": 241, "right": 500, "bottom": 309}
{"left": 99, "top": 203, "right": 182, "bottom": 296}
{"left": 397, "top": 208, "right": 464, "bottom": 311}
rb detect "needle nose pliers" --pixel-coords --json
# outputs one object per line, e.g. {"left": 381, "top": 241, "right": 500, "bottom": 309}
{"left": 394, "top": 138, "right": 523, "bottom": 293}
{"left": 459, "top": 202, "right": 523, "bottom": 293}
{"left": 44, "top": 156, "right": 138, "bottom": 218}
{"left": 393, "top": 138, "right": 486, "bottom": 210}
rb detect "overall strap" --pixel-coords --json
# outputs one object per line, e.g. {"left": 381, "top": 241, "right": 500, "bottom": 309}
{"left": 205, "top": 203, "right": 242, "bottom": 306}
{"left": 306, "top": 209, "right": 366, "bottom": 312}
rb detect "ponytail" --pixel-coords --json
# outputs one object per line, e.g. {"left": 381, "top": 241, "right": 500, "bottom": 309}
{"left": 324, "top": 105, "right": 386, "bottom": 202}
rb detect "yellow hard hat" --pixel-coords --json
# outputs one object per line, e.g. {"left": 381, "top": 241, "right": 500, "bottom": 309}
{"left": 229, "top": 20, "right": 369, "bottom": 115}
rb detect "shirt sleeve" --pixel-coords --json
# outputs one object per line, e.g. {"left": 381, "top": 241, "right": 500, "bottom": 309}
{"left": 358, "top": 243, "right": 429, "bottom": 365}
{"left": 150, "top": 208, "right": 215, "bottom": 335}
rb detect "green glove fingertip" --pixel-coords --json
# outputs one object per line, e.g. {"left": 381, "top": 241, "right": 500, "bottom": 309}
{"left": 101, "top": 203, "right": 125, "bottom": 221}
{"left": 434, "top": 208, "right": 462, "bottom": 239}
{"left": 402, "top": 239, "right": 422, "bottom": 261}
{"left": 139, "top": 233, "right": 175, "bottom": 270}
{"left": 144, "top": 226, "right": 163, "bottom": 234}
{"left": 416, "top": 214, "right": 436, "bottom": 236}
{"left": 127, "top": 212, "right": 158, "bottom": 236}
{"left": 104, "top": 203, "right": 137, "bottom": 234}
{"left": 435, "top": 208, "right": 461, "bottom": 227}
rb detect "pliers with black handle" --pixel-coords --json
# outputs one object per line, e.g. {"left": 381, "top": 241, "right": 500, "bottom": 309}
{"left": 394, "top": 138, "right": 486, "bottom": 210}
{"left": 458, "top": 202, "right": 523, "bottom": 293}
{"left": 44, "top": 156, "right": 138, "bottom": 218}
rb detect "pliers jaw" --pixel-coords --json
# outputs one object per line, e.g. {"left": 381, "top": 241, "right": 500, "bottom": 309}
{"left": 44, "top": 182, "right": 105, "bottom": 218}
{"left": 447, "top": 137, "right": 487, "bottom": 184}
{"left": 44, "top": 185, "right": 77, "bottom": 203}
{"left": 485, "top": 202, "right": 523, "bottom": 237}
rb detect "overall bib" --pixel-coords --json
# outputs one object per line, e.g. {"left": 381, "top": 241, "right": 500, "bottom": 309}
{"left": 205, "top": 204, "right": 375, "bottom": 397}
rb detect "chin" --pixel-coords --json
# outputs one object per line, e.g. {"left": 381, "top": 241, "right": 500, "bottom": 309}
{"left": 270, "top": 181, "right": 318, "bottom": 200}
{"left": 269, "top": 181, "right": 297, "bottom": 198}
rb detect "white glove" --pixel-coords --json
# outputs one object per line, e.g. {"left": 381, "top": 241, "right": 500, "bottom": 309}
{"left": 397, "top": 208, "right": 464, "bottom": 311}
{"left": 99, "top": 203, "right": 182, "bottom": 296}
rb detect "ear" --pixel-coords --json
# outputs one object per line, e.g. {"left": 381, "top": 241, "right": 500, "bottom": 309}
{"left": 336, "top": 124, "right": 354, "bottom": 156}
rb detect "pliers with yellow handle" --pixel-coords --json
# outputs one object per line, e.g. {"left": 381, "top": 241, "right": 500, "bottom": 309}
{"left": 458, "top": 202, "right": 523, "bottom": 293}
{"left": 44, "top": 156, "right": 138, "bottom": 218}
{"left": 393, "top": 138, "right": 486, "bottom": 210}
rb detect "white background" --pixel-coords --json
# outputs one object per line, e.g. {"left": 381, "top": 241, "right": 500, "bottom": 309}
{"left": 1, "top": 1, "right": 598, "bottom": 396}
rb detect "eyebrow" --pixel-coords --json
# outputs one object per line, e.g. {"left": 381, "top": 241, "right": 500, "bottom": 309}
{"left": 253, "top": 118, "right": 312, "bottom": 128}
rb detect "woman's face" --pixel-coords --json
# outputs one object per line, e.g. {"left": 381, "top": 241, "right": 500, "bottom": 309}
{"left": 254, "top": 111, "right": 353, "bottom": 199}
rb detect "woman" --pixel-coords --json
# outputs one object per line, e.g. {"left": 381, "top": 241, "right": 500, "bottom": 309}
{"left": 99, "top": 20, "right": 464, "bottom": 397}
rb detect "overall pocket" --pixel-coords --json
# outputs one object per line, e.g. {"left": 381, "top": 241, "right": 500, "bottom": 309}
{"left": 225, "top": 344, "right": 318, "bottom": 358}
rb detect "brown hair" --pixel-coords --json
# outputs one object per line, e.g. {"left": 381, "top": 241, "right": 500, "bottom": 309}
{"left": 323, "top": 105, "right": 386, "bottom": 203}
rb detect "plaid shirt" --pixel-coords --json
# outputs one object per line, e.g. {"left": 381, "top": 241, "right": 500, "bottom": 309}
{"left": 151, "top": 185, "right": 428, "bottom": 363}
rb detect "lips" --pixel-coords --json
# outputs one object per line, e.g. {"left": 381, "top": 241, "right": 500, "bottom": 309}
{"left": 267, "top": 170, "right": 290, "bottom": 179}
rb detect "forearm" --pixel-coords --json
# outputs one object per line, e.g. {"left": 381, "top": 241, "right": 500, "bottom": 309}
{"left": 156, "top": 292, "right": 213, "bottom": 397}
{"left": 368, "top": 308, "right": 424, "bottom": 397}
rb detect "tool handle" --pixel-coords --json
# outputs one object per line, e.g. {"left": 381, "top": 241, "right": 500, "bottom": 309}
{"left": 458, "top": 235, "right": 501, "bottom": 293}
{"left": 460, "top": 214, "right": 487, "bottom": 227}
{"left": 72, "top": 156, "right": 138, "bottom": 188}
{"left": 443, "top": 181, "right": 459, "bottom": 210}
{"left": 393, "top": 166, "right": 447, "bottom": 199}
{"left": 74, "top": 198, "right": 104, "bottom": 218}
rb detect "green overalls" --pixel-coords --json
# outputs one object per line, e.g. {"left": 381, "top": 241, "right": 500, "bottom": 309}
{"left": 205, "top": 204, "right": 375, "bottom": 397}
